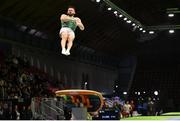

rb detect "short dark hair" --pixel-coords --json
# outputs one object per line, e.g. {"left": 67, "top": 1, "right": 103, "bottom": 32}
{"left": 68, "top": 5, "right": 76, "bottom": 11}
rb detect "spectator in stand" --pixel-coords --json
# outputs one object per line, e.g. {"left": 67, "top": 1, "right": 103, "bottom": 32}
{"left": 0, "top": 105, "right": 4, "bottom": 119}
{"left": 12, "top": 105, "right": 20, "bottom": 120}
{"left": 147, "top": 97, "right": 155, "bottom": 116}
{"left": 0, "top": 80, "right": 5, "bottom": 99}
{"left": 26, "top": 105, "right": 33, "bottom": 120}
{"left": 7, "top": 106, "right": 13, "bottom": 119}
{"left": 113, "top": 102, "right": 121, "bottom": 119}
{"left": 122, "top": 101, "right": 132, "bottom": 118}
{"left": 130, "top": 100, "right": 135, "bottom": 117}
{"left": 0, "top": 53, "right": 62, "bottom": 108}
{"left": 3, "top": 103, "right": 10, "bottom": 119}
{"left": 20, "top": 106, "right": 26, "bottom": 120}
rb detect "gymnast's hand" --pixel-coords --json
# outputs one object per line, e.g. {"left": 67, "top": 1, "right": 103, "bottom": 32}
{"left": 61, "top": 14, "right": 75, "bottom": 22}
{"left": 75, "top": 18, "right": 81, "bottom": 25}
{"left": 75, "top": 18, "right": 85, "bottom": 30}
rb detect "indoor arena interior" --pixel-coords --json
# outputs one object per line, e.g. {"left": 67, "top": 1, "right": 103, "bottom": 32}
{"left": 0, "top": 0, "right": 180, "bottom": 120}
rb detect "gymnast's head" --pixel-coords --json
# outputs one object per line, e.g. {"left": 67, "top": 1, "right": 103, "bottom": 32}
{"left": 67, "top": 6, "right": 76, "bottom": 17}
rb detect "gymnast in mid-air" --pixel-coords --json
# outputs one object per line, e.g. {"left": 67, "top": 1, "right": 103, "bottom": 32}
{"left": 59, "top": 6, "right": 85, "bottom": 56}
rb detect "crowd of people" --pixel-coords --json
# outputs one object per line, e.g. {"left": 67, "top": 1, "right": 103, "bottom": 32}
{"left": 0, "top": 54, "right": 55, "bottom": 99}
{"left": 96, "top": 96, "right": 158, "bottom": 119}
{"left": 0, "top": 53, "right": 62, "bottom": 119}
{"left": 0, "top": 102, "right": 33, "bottom": 120}
{"left": 0, "top": 52, "right": 160, "bottom": 120}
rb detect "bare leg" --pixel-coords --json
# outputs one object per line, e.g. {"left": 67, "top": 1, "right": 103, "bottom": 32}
{"left": 66, "top": 32, "right": 75, "bottom": 55}
{"left": 60, "top": 31, "right": 68, "bottom": 55}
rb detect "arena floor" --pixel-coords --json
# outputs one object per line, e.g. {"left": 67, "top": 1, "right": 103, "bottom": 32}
{"left": 121, "top": 112, "right": 180, "bottom": 120}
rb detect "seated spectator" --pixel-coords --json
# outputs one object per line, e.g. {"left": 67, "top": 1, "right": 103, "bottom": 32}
{"left": 122, "top": 101, "right": 132, "bottom": 118}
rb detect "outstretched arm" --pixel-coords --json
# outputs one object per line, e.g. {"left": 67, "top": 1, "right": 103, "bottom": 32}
{"left": 76, "top": 18, "right": 85, "bottom": 31}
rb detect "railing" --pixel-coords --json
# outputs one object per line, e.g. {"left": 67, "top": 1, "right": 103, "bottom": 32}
{"left": 31, "top": 97, "right": 64, "bottom": 120}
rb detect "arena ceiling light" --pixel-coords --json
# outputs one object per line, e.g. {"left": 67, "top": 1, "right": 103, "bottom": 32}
{"left": 123, "top": 17, "right": 127, "bottom": 21}
{"left": 149, "top": 31, "right": 155, "bottom": 34}
{"left": 139, "top": 28, "right": 143, "bottom": 31}
{"left": 142, "top": 30, "right": 146, "bottom": 33}
{"left": 29, "top": 29, "right": 36, "bottom": 35}
{"left": 107, "top": 7, "right": 112, "bottom": 11}
{"left": 114, "top": 11, "right": 117, "bottom": 14}
{"left": 146, "top": 25, "right": 180, "bottom": 32}
{"left": 168, "top": 13, "right": 174, "bottom": 17}
{"left": 166, "top": 8, "right": 180, "bottom": 17}
{"left": 103, "top": 0, "right": 144, "bottom": 32}
{"left": 19, "top": 25, "right": 27, "bottom": 32}
{"left": 119, "top": 14, "right": 123, "bottom": 18}
{"left": 132, "top": 23, "right": 136, "bottom": 26}
{"left": 95, "top": 0, "right": 180, "bottom": 36}
{"left": 154, "top": 91, "right": 159, "bottom": 96}
{"left": 169, "top": 29, "right": 175, "bottom": 33}
{"left": 96, "top": 0, "right": 101, "bottom": 3}
{"left": 127, "top": 20, "right": 132, "bottom": 23}
{"left": 123, "top": 92, "right": 127, "bottom": 95}
{"left": 137, "top": 92, "right": 141, "bottom": 95}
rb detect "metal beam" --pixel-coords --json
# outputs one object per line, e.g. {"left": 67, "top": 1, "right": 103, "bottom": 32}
{"left": 166, "top": 8, "right": 180, "bottom": 14}
{"left": 102, "top": 0, "right": 144, "bottom": 27}
{"left": 102, "top": 0, "right": 180, "bottom": 32}
{"left": 146, "top": 25, "right": 180, "bottom": 30}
